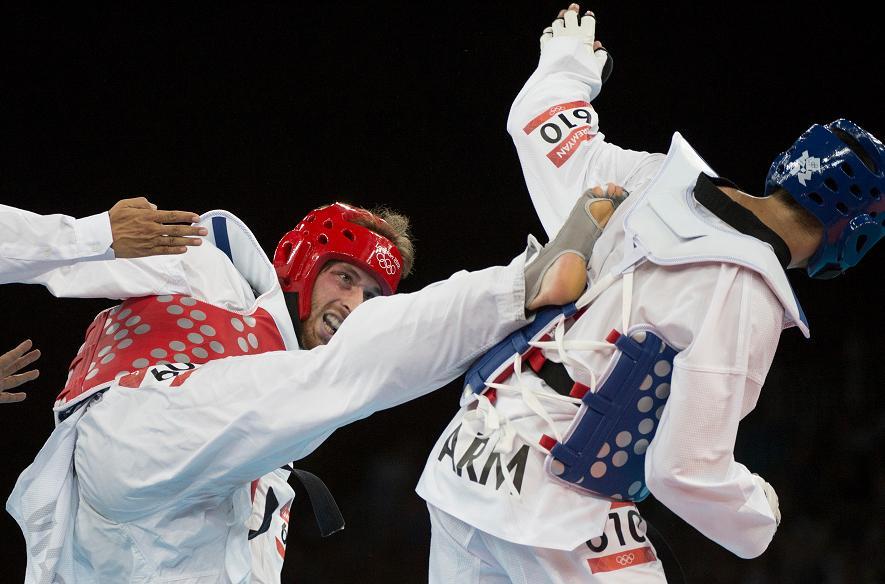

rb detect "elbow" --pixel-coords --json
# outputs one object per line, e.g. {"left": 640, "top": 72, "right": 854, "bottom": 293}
{"left": 645, "top": 455, "right": 777, "bottom": 560}
{"left": 505, "top": 116, "right": 520, "bottom": 139}
{"left": 731, "top": 536, "right": 773, "bottom": 560}
{"left": 506, "top": 102, "right": 528, "bottom": 138}
{"left": 719, "top": 520, "right": 776, "bottom": 559}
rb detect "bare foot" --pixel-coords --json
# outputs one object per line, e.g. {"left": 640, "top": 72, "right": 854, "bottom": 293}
{"left": 586, "top": 183, "right": 626, "bottom": 228}
{"left": 527, "top": 252, "right": 587, "bottom": 310}
{"left": 524, "top": 183, "right": 627, "bottom": 310}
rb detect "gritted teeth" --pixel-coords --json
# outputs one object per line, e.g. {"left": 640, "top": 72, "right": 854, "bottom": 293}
{"left": 323, "top": 313, "right": 342, "bottom": 334}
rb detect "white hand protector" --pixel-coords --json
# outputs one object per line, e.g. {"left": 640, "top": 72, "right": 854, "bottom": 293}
{"left": 753, "top": 473, "right": 782, "bottom": 525}
{"left": 540, "top": 8, "right": 611, "bottom": 82}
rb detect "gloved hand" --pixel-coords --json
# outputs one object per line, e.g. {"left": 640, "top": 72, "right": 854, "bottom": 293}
{"left": 540, "top": 4, "right": 612, "bottom": 83}
{"left": 753, "top": 473, "right": 782, "bottom": 525}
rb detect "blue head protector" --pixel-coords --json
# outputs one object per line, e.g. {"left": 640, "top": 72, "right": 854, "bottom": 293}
{"left": 765, "top": 119, "right": 885, "bottom": 279}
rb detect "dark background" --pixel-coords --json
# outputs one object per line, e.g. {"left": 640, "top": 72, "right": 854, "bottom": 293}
{"left": 1, "top": 3, "right": 883, "bottom": 583}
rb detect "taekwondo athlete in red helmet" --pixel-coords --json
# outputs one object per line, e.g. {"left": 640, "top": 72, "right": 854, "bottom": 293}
{"left": 6, "top": 193, "right": 611, "bottom": 583}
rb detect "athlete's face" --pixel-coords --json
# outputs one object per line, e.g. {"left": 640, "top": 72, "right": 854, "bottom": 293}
{"left": 300, "top": 261, "right": 383, "bottom": 349}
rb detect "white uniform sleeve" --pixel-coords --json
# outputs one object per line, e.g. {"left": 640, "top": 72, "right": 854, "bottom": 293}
{"left": 0, "top": 204, "right": 115, "bottom": 282}
{"left": 8, "top": 254, "right": 193, "bottom": 299}
{"left": 0, "top": 218, "right": 254, "bottom": 307}
{"left": 645, "top": 267, "right": 783, "bottom": 558}
{"left": 507, "top": 38, "right": 664, "bottom": 238}
{"left": 0, "top": 202, "right": 188, "bottom": 299}
{"left": 75, "top": 257, "right": 529, "bottom": 520}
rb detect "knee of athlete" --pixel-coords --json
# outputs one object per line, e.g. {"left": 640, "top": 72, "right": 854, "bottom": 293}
{"left": 74, "top": 433, "right": 145, "bottom": 521}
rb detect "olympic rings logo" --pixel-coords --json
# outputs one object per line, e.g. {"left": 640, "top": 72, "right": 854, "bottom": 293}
{"left": 549, "top": 105, "right": 564, "bottom": 114}
{"left": 375, "top": 249, "right": 399, "bottom": 275}
{"left": 615, "top": 553, "right": 636, "bottom": 566}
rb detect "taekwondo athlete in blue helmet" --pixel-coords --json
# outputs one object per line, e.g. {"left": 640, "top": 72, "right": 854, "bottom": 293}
{"left": 416, "top": 4, "right": 884, "bottom": 583}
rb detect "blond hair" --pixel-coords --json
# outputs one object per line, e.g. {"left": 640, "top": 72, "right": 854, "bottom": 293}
{"left": 348, "top": 205, "right": 415, "bottom": 278}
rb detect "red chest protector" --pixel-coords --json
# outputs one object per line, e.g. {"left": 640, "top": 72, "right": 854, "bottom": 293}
{"left": 55, "top": 293, "right": 286, "bottom": 415}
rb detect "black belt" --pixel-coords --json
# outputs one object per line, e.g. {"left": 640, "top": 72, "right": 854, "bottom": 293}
{"left": 61, "top": 384, "right": 345, "bottom": 539}
{"left": 287, "top": 466, "right": 346, "bottom": 538}
{"left": 249, "top": 465, "right": 345, "bottom": 540}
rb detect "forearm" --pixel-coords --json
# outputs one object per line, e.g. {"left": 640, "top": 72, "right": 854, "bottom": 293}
{"left": 26, "top": 255, "right": 192, "bottom": 299}
{"left": 508, "top": 37, "right": 605, "bottom": 135}
{"left": 0, "top": 203, "right": 173, "bottom": 296}
{"left": 508, "top": 39, "right": 662, "bottom": 238}
{"left": 5, "top": 238, "right": 236, "bottom": 301}
{"left": 508, "top": 38, "right": 602, "bottom": 238}
{"left": 0, "top": 206, "right": 114, "bottom": 282}
{"left": 645, "top": 368, "right": 777, "bottom": 558}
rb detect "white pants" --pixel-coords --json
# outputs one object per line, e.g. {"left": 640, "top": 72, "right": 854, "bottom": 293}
{"left": 427, "top": 503, "right": 667, "bottom": 584}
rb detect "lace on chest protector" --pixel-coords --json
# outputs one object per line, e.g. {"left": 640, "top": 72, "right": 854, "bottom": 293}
{"left": 460, "top": 246, "right": 678, "bottom": 502}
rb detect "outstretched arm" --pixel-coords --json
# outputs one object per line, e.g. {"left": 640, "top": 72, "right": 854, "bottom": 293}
{"left": 508, "top": 4, "right": 664, "bottom": 238}
{"left": 0, "top": 197, "right": 206, "bottom": 285}
{"left": 0, "top": 201, "right": 251, "bottom": 303}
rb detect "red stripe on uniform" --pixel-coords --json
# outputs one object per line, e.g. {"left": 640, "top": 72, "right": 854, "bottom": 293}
{"left": 118, "top": 369, "right": 145, "bottom": 388}
{"left": 588, "top": 546, "right": 656, "bottom": 573}
{"left": 546, "top": 127, "right": 595, "bottom": 168}
{"left": 609, "top": 501, "right": 634, "bottom": 510}
{"left": 169, "top": 370, "right": 196, "bottom": 387}
{"left": 522, "top": 101, "right": 591, "bottom": 134}
{"left": 276, "top": 537, "right": 286, "bottom": 558}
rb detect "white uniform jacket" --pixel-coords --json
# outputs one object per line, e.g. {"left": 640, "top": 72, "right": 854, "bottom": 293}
{"left": 417, "top": 37, "right": 803, "bottom": 558}
{"left": 7, "top": 211, "right": 529, "bottom": 583}
{"left": 0, "top": 204, "right": 114, "bottom": 282}
{"left": 8, "top": 209, "right": 299, "bottom": 583}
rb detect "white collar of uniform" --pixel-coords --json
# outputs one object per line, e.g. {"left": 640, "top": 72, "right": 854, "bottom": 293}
{"left": 199, "top": 210, "right": 300, "bottom": 349}
{"left": 619, "top": 132, "right": 810, "bottom": 338}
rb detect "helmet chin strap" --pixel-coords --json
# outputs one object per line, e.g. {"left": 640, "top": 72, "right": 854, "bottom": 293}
{"left": 283, "top": 291, "right": 305, "bottom": 348}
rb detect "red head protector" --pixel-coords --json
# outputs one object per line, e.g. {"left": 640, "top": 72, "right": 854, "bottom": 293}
{"left": 273, "top": 202, "right": 404, "bottom": 320}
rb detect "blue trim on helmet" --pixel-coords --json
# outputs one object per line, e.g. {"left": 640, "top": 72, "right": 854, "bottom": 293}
{"left": 764, "top": 119, "right": 885, "bottom": 278}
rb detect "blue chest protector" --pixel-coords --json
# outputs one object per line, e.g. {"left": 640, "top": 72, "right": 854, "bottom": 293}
{"left": 463, "top": 311, "right": 678, "bottom": 502}
{"left": 545, "top": 328, "right": 677, "bottom": 501}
